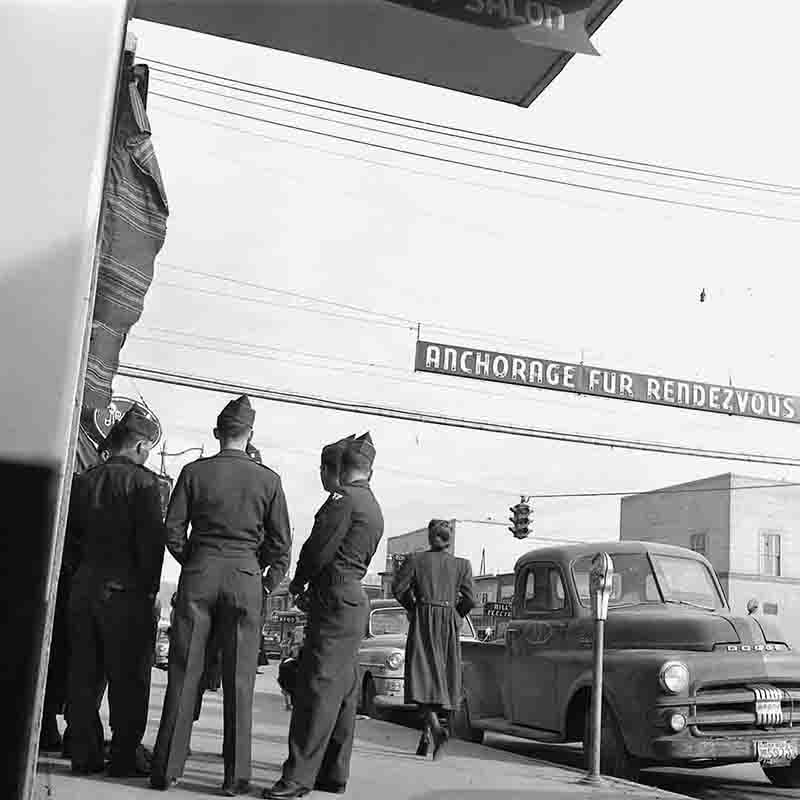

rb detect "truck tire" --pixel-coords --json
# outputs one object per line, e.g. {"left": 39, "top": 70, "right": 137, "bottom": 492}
{"left": 451, "top": 698, "right": 484, "bottom": 744}
{"left": 763, "top": 759, "right": 800, "bottom": 787}
{"left": 583, "top": 701, "right": 640, "bottom": 781}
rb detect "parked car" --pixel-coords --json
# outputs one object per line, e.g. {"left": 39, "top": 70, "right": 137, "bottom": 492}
{"left": 356, "top": 599, "right": 477, "bottom": 718}
{"left": 259, "top": 628, "right": 282, "bottom": 665}
{"left": 451, "top": 540, "right": 800, "bottom": 786}
{"left": 154, "top": 619, "right": 170, "bottom": 670}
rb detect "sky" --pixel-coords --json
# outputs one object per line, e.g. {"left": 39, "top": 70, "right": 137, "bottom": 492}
{"left": 117, "top": 1, "right": 800, "bottom": 584}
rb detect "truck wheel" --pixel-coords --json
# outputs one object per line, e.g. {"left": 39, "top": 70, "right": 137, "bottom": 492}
{"left": 451, "top": 698, "right": 484, "bottom": 744}
{"left": 363, "top": 676, "right": 383, "bottom": 721}
{"left": 583, "top": 701, "right": 640, "bottom": 781}
{"left": 763, "top": 759, "right": 800, "bottom": 787}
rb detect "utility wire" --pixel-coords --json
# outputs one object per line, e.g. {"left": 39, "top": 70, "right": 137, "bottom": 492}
{"left": 143, "top": 58, "right": 800, "bottom": 195}
{"left": 117, "top": 363, "right": 800, "bottom": 467}
{"left": 150, "top": 71, "right": 787, "bottom": 208}
{"left": 148, "top": 92, "right": 800, "bottom": 226}
{"left": 164, "top": 422, "right": 798, "bottom": 500}
{"left": 156, "top": 262, "right": 578, "bottom": 356}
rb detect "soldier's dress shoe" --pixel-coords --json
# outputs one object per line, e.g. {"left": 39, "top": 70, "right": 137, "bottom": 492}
{"left": 222, "top": 779, "right": 251, "bottom": 796}
{"left": 262, "top": 779, "right": 309, "bottom": 798}
{"left": 71, "top": 761, "right": 105, "bottom": 775}
{"left": 150, "top": 774, "right": 177, "bottom": 791}
{"left": 107, "top": 761, "right": 151, "bottom": 778}
{"left": 314, "top": 781, "right": 346, "bottom": 794}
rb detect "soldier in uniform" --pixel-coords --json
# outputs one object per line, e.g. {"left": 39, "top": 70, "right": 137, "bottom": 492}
{"left": 66, "top": 406, "right": 165, "bottom": 776}
{"left": 150, "top": 396, "right": 292, "bottom": 796}
{"left": 266, "top": 432, "right": 383, "bottom": 799}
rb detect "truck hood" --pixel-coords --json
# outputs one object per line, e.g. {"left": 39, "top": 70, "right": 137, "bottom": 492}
{"left": 603, "top": 605, "right": 786, "bottom": 652}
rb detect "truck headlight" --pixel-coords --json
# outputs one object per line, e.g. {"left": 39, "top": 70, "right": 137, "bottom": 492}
{"left": 386, "top": 652, "right": 404, "bottom": 670}
{"left": 659, "top": 661, "right": 690, "bottom": 694}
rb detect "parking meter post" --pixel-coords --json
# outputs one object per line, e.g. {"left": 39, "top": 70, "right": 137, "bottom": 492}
{"left": 580, "top": 552, "right": 614, "bottom": 787}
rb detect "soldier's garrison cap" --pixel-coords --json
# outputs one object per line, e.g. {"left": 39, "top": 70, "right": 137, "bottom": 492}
{"left": 346, "top": 431, "right": 376, "bottom": 466}
{"left": 321, "top": 434, "right": 356, "bottom": 467}
{"left": 217, "top": 394, "right": 255, "bottom": 430}
{"left": 118, "top": 404, "right": 159, "bottom": 442}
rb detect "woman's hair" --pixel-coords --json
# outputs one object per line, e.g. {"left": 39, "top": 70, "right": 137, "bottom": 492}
{"left": 428, "top": 518, "right": 452, "bottom": 551}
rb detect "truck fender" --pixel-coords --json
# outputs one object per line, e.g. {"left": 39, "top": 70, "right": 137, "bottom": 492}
{"left": 562, "top": 674, "right": 623, "bottom": 744}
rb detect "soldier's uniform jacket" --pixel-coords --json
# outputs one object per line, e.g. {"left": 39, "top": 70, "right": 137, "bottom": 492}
{"left": 165, "top": 449, "right": 291, "bottom": 591}
{"left": 291, "top": 479, "right": 384, "bottom": 594}
{"left": 67, "top": 456, "right": 165, "bottom": 596}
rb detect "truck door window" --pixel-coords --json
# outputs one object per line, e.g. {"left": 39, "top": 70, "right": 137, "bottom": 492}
{"left": 523, "top": 564, "right": 567, "bottom": 613}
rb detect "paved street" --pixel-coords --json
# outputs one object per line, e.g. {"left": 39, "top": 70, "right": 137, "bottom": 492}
{"left": 471, "top": 731, "right": 800, "bottom": 800}
{"left": 38, "top": 666, "right": 683, "bottom": 800}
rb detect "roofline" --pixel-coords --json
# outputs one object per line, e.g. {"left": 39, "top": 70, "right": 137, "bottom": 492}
{"left": 621, "top": 473, "right": 733, "bottom": 501}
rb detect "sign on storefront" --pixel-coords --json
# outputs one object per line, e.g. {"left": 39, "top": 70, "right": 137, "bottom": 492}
{"left": 415, "top": 340, "right": 800, "bottom": 424}
{"left": 485, "top": 601, "right": 513, "bottom": 617}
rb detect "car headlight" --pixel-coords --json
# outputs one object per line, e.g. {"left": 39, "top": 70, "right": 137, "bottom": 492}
{"left": 386, "top": 652, "right": 404, "bottom": 670}
{"left": 659, "top": 661, "right": 690, "bottom": 694}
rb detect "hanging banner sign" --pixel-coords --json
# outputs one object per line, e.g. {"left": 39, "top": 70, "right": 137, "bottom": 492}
{"left": 135, "top": 0, "right": 622, "bottom": 107}
{"left": 415, "top": 341, "right": 800, "bottom": 424}
{"left": 384, "top": 0, "right": 599, "bottom": 55}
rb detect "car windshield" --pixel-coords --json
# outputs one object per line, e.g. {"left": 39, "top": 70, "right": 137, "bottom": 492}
{"left": 369, "top": 608, "right": 475, "bottom": 638}
{"left": 572, "top": 552, "right": 724, "bottom": 610}
{"left": 650, "top": 554, "right": 724, "bottom": 610}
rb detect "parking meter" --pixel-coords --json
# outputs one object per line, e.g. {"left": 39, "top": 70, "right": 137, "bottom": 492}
{"left": 590, "top": 552, "right": 614, "bottom": 621}
{"left": 581, "top": 552, "right": 614, "bottom": 785}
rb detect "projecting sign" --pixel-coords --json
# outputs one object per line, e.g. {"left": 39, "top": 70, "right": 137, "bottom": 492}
{"left": 485, "top": 601, "right": 513, "bottom": 617}
{"left": 415, "top": 340, "right": 800, "bottom": 424}
{"left": 134, "top": 0, "right": 622, "bottom": 107}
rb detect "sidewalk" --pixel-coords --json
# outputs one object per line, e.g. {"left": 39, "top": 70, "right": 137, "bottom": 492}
{"left": 38, "top": 667, "right": 687, "bottom": 800}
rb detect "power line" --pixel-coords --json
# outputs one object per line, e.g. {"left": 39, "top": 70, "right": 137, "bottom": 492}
{"left": 149, "top": 92, "right": 800, "bottom": 226}
{"left": 156, "top": 262, "right": 580, "bottom": 356}
{"left": 117, "top": 362, "right": 800, "bottom": 467}
{"left": 149, "top": 71, "right": 787, "bottom": 208}
{"left": 143, "top": 58, "right": 800, "bottom": 195}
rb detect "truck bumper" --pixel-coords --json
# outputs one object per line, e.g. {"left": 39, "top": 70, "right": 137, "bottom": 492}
{"left": 651, "top": 731, "right": 800, "bottom": 763}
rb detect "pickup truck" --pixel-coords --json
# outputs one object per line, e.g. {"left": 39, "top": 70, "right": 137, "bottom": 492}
{"left": 452, "top": 540, "right": 800, "bottom": 787}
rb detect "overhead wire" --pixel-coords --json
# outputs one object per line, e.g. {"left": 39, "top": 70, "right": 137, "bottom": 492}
{"left": 148, "top": 71, "right": 789, "bottom": 208}
{"left": 148, "top": 91, "right": 800, "bottom": 226}
{"left": 162, "top": 423, "right": 799, "bottom": 503}
{"left": 117, "top": 363, "right": 800, "bottom": 467}
{"left": 143, "top": 58, "right": 800, "bottom": 195}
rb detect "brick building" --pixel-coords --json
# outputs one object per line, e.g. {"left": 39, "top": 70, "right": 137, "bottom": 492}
{"left": 620, "top": 473, "right": 800, "bottom": 644}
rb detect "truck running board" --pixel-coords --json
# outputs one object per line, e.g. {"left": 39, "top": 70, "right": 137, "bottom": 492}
{"left": 472, "top": 717, "right": 562, "bottom": 743}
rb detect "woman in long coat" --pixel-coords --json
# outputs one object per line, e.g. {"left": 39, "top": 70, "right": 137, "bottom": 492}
{"left": 392, "top": 519, "right": 475, "bottom": 759}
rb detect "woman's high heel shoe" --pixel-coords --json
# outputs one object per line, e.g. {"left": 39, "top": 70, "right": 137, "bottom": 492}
{"left": 416, "top": 728, "right": 431, "bottom": 757}
{"left": 432, "top": 727, "right": 449, "bottom": 761}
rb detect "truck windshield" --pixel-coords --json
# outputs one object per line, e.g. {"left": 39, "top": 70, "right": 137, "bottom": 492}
{"left": 650, "top": 554, "right": 724, "bottom": 610}
{"left": 369, "top": 608, "right": 476, "bottom": 638}
{"left": 572, "top": 553, "right": 724, "bottom": 610}
{"left": 572, "top": 553, "right": 661, "bottom": 608}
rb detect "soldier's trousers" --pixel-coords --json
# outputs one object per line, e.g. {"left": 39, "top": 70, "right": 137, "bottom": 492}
{"left": 67, "top": 573, "right": 153, "bottom": 770}
{"left": 151, "top": 555, "right": 262, "bottom": 784}
{"left": 282, "top": 581, "right": 369, "bottom": 788}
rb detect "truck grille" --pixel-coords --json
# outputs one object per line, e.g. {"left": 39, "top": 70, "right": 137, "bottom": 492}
{"left": 691, "top": 683, "right": 800, "bottom": 734}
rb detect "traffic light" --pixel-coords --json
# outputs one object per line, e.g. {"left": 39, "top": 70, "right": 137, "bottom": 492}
{"left": 508, "top": 497, "right": 532, "bottom": 539}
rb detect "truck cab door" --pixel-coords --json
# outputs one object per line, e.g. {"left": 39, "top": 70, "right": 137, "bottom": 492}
{"left": 508, "top": 562, "right": 571, "bottom": 733}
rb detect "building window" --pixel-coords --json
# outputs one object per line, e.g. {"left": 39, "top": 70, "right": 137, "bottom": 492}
{"left": 760, "top": 532, "right": 782, "bottom": 577}
{"left": 689, "top": 533, "right": 707, "bottom": 557}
